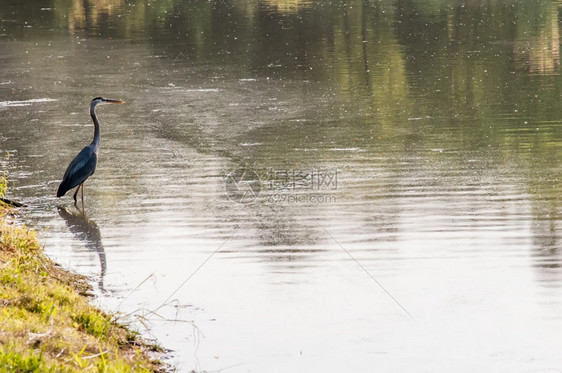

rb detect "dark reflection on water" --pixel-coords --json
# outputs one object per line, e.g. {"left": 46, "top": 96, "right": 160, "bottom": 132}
{"left": 1, "top": 0, "right": 562, "bottom": 371}
{"left": 58, "top": 206, "right": 107, "bottom": 293}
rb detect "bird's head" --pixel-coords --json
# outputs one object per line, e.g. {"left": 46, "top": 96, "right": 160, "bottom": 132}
{"left": 91, "top": 97, "right": 126, "bottom": 109}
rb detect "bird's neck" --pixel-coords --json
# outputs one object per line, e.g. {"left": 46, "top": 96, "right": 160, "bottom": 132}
{"left": 90, "top": 105, "right": 101, "bottom": 152}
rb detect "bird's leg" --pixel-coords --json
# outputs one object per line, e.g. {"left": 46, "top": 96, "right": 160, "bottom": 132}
{"left": 72, "top": 184, "right": 81, "bottom": 204}
{"left": 81, "top": 183, "right": 85, "bottom": 204}
{"left": 77, "top": 200, "right": 86, "bottom": 217}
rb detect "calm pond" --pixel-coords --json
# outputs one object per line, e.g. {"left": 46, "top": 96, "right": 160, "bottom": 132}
{"left": 1, "top": 0, "right": 561, "bottom": 371}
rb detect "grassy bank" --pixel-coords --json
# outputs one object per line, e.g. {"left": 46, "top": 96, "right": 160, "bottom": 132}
{"left": 0, "top": 175, "right": 164, "bottom": 372}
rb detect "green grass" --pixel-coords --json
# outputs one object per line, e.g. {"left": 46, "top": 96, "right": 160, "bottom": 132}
{"left": 0, "top": 173, "right": 6, "bottom": 198}
{"left": 0, "top": 346, "right": 45, "bottom": 373}
{"left": 0, "top": 175, "right": 165, "bottom": 372}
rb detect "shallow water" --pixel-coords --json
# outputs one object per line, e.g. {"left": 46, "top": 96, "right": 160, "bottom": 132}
{"left": 1, "top": 0, "right": 561, "bottom": 371}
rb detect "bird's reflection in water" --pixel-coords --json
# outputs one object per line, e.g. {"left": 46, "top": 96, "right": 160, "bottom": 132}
{"left": 58, "top": 206, "right": 107, "bottom": 293}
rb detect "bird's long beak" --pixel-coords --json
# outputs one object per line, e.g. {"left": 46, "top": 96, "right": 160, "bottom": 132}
{"left": 104, "top": 99, "right": 126, "bottom": 104}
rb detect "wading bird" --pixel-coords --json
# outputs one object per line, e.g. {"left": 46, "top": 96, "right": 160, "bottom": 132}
{"left": 57, "top": 97, "right": 125, "bottom": 204}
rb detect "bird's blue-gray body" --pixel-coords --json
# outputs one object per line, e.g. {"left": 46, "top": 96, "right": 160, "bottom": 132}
{"left": 56, "top": 97, "right": 124, "bottom": 203}
{"left": 56, "top": 145, "right": 98, "bottom": 197}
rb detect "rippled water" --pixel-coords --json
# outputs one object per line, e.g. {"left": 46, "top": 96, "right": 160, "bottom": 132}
{"left": 1, "top": 0, "right": 561, "bottom": 371}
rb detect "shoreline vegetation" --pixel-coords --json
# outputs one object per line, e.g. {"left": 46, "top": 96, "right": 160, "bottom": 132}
{"left": 0, "top": 175, "right": 166, "bottom": 372}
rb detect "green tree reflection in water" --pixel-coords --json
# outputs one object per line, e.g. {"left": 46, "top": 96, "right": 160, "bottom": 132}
{"left": 1, "top": 0, "right": 559, "bottom": 268}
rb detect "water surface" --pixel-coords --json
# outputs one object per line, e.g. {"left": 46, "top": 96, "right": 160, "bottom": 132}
{"left": 1, "top": 0, "right": 561, "bottom": 371}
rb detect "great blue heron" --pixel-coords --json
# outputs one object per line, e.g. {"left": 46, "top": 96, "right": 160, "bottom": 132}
{"left": 57, "top": 97, "right": 125, "bottom": 203}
